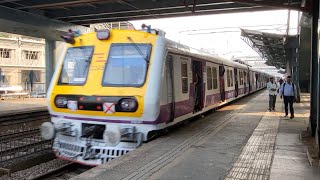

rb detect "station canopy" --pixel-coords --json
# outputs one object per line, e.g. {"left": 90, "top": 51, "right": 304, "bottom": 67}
{"left": 240, "top": 29, "right": 298, "bottom": 70}
{"left": 0, "top": 0, "right": 311, "bottom": 25}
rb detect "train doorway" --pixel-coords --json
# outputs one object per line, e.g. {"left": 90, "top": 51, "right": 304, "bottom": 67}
{"left": 192, "top": 60, "right": 203, "bottom": 113}
{"left": 166, "top": 54, "right": 175, "bottom": 123}
{"left": 219, "top": 65, "right": 225, "bottom": 102}
{"left": 244, "top": 71, "right": 247, "bottom": 94}
{"left": 248, "top": 71, "right": 252, "bottom": 92}
{"left": 234, "top": 68, "right": 239, "bottom": 97}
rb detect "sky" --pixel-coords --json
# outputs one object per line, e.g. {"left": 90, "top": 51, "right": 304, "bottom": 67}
{"left": 129, "top": 10, "right": 299, "bottom": 61}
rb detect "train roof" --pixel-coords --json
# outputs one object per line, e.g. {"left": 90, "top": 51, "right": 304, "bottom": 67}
{"left": 165, "top": 39, "right": 270, "bottom": 76}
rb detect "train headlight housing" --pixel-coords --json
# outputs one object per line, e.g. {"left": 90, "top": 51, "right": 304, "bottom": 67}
{"left": 103, "top": 126, "right": 121, "bottom": 147}
{"left": 119, "top": 98, "right": 137, "bottom": 112}
{"left": 55, "top": 96, "right": 67, "bottom": 108}
{"left": 41, "top": 122, "right": 55, "bottom": 140}
{"left": 96, "top": 30, "right": 110, "bottom": 40}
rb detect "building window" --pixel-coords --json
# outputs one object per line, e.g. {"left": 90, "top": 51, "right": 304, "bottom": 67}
{"left": 207, "top": 67, "right": 213, "bottom": 90}
{"left": 24, "top": 51, "right": 40, "bottom": 60}
{"left": 0, "top": 48, "right": 12, "bottom": 58}
{"left": 181, "top": 62, "right": 188, "bottom": 93}
{"left": 212, "top": 67, "right": 218, "bottom": 89}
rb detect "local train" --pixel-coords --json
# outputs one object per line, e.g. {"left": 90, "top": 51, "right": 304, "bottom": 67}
{"left": 40, "top": 26, "right": 270, "bottom": 166}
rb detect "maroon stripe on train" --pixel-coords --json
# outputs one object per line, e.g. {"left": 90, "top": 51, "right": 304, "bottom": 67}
{"left": 205, "top": 93, "right": 221, "bottom": 107}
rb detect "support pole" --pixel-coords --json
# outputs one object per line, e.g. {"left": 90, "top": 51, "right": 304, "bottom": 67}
{"left": 45, "top": 40, "right": 55, "bottom": 93}
{"left": 310, "top": 0, "right": 319, "bottom": 138}
{"left": 314, "top": 0, "right": 320, "bottom": 157}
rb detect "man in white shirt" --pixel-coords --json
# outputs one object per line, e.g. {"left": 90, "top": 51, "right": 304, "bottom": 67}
{"left": 279, "top": 76, "right": 297, "bottom": 119}
{"left": 267, "top": 77, "right": 278, "bottom": 111}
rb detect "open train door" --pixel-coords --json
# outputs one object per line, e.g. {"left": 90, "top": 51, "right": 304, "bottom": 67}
{"left": 234, "top": 68, "right": 238, "bottom": 97}
{"left": 192, "top": 60, "right": 204, "bottom": 113}
{"left": 248, "top": 70, "right": 252, "bottom": 92}
{"left": 244, "top": 71, "right": 247, "bottom": 94}
{"left": 166, "top": 54, "right": 175, "bottom": 123}
{"left": 219, "top": 65, "right": 225, "bottom": 102}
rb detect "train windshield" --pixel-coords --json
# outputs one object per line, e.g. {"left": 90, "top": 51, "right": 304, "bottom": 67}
{"left": 102, "top": 44, "right": 151, "bottom": 87}
{"left": 58, "top": 46, "right": 94, "bottom": 85}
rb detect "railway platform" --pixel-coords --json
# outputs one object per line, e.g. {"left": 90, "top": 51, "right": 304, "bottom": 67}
{"left": 73, "top": 91, "right": 319, "bottom": 180}
{"left": 0, "top": 98, "right": 47, "bottom": 116}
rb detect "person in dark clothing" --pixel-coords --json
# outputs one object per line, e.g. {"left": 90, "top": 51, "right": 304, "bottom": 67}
{"left": 279, "top": 76, "right": 297, "bottom": 119}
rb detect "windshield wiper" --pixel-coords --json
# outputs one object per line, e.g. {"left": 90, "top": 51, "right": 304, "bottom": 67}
{"left": 127, "top": 36, "right": 148, "bottom": 62}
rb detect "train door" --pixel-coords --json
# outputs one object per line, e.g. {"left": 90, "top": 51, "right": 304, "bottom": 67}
{"left": 244, "top": 71, "right": 247, "bottom": 94}
{"left": 255, "top": 73, "right": 259, "bottom": 89}
{"left": 234, "top": 68, "right": 238, "bottom": 97}
{"left": 248, "top": 70, "right": 252, "bottom": 92}
{"left": 166, "top": 54, "right": 175, "bottom": 122}
{"left": 219, "top": 65, "right": 225, "bottom": 101}
{"left": 192, "top": 60, "right": 203, "bottom": 113}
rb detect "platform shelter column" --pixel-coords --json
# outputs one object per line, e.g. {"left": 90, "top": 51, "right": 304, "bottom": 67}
{"left": 45, "top": 40, "right": 55, "bottom": 91}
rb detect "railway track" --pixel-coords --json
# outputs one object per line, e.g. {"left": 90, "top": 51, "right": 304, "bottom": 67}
{"left": 0, "top": 109, "right": 49, "bottom": 127}
{"left": 30, "top": 162, "right": 92, "bottom": 180}
{"left": 0, "top": 128, "right": 52, "bottom": 165}
{"left": 0, "top": 109, "right": 52, "bottom": 176}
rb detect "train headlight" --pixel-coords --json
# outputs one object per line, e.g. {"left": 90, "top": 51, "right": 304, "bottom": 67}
{"left": 96, "top": 30, "right": 110, "bottom": 40}
{"left": 119, "top": 98, "right": 137, "bottom": 112}
{"left": 41, "top": 122, "right": 55, "bottom": 140}
{"left": 103, "top": 126, "right": 121, "bottom": 147}
{"left": 55, "top": 96, "right": 67, "bottom": 108}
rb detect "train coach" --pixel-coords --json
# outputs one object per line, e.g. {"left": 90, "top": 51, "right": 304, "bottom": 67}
{"left": 40, "top": 26, "right": 270, "bottom": 165}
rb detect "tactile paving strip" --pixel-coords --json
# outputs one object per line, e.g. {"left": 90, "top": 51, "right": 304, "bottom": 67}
{"left": 74, "top": 92, "right": 266, "bottom": 180}
{"left": 225, "top": 112, "right": 280, "bottom": 180}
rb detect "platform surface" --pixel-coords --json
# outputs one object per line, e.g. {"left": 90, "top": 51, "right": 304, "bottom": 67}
{"left": 73, "top": 91, "right": 320, "bottom": 180}
{"left": 0, "top": 98, "right": 47, "bottom": 115}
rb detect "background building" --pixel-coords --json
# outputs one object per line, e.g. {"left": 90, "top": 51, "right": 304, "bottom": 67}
{"left": 0, "top": 33, "right": 45, "bottom": 95}
{"left": 0, "top": 22, "right": 135, "bottom": 96}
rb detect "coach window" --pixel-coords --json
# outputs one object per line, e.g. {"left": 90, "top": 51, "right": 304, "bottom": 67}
{"left": 212, "top": 67, "right": 218, "bottom": 89}
{"left": 58, "top": 46, "right": 94, "bottom": 85}
{"left": 181, "top": 62, "right": 188, "bottom": 93}
{"left": 102, "top": 44, "right": 151, "bottom": 87}
{"left": 207, "top": 67, "right": 213, "bottom": 90}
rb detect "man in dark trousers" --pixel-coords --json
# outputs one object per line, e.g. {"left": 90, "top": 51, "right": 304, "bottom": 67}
{"left": 267, "top": 77, "right": 278, "bottom": 111}
{"left": 279, "top": 76, "right": 297, "bottom": 119}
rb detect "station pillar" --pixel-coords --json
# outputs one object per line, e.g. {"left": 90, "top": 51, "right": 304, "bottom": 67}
{"left": 45, "top": 40, "right": 55, "bottom": 92}
{"left": 298, "top": 15, "right": 311, "bottom": 93}
{"left": 315, "top": 0, "right": 320, "bottom": 154}
{"left": 310, "top": 0, "right": 320, "bottom": 155}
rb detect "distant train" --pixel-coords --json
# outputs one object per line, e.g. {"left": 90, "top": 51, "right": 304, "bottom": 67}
{"left": 40, "top": 27, "right": 270, "bottom": 165}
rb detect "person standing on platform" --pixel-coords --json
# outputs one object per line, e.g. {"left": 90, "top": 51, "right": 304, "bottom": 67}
{"left": 280, "top": 76, "right": 297, "bottom": 119}
{"left": 267, "top": 77, "right": 278, "bottom": 111}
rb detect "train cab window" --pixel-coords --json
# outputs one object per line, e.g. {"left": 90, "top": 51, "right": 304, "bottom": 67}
{"left": 102, "top": 44, "right": 152, "bottom": 87}
{"left": 181, "top": 62, "right": 188, "bottom": 93}
{"left": 58, "top": 46, "right": 94, "bottom": 85}
{"left": 206, "top": 67, "right": 213, "bottom": 90}
{"left": 212, "top": 67, "right": 218, "bottom": 89}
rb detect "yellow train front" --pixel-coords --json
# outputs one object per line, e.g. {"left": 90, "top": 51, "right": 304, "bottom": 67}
{"left": 41, "top": 28, "right": 166, "bottom": 165}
